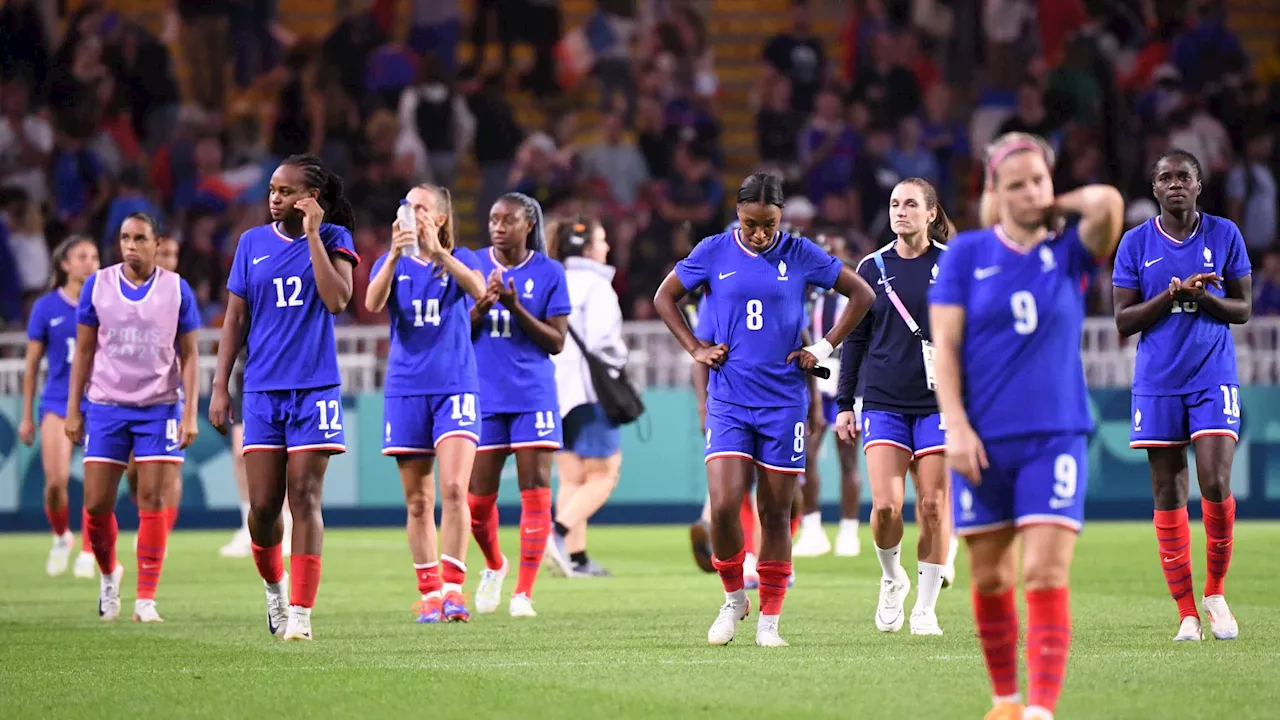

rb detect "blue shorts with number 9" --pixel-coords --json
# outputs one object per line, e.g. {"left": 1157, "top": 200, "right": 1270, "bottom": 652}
{"left": 1130, "top": 385, "right": 1241, "bottom": 448}
{"left": 243, "top": 385, "right": 346, "bottom": 454}
{"left": 84, "top": 401, "right": 184, "bottom": 466}
{"left": 478, "top": 409, "right": 562, "bottom": 452}
{"left": 704, "top": 398, "right": 806, "bottom": 475}
{"left": 952, "top": 433, "right": 1087, "bottom": 537}
{"left": 383, "top": 393, "right": 481, "bottom": 456}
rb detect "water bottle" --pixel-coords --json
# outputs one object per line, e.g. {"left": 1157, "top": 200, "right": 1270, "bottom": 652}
{"left": 397, "top": 200, "right": 420, "bottom": 258}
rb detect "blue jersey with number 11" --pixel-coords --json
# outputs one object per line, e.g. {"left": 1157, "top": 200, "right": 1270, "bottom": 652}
{"left": 1112, "top": 213, "right": 1251, "bottom": 395}
{"left": 929, "top": 225, "right": 1095, "bottom": 441}
{"left": 675, "top": 229, "right": 842, "bottom": 408}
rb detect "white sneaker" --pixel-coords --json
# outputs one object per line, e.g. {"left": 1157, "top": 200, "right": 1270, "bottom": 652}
{"left": 509, "top": 593, "right": 537, "bottom": 617}
{"left": 475, "top": 556, "right": 508, "bottom": 614}
{"left": 1173, "top": 615, "right": 1203, "bottom": 642}
{"left": 283, "top": 606, "right": 312, "bottom": 641}
{"left": 73, "top": 551, "right": 97, "bottom": 579}
{"left": 98, "top": 564, "right": 124, "bottom": 621}
{"left": 743, "top": 553, "right": 760, "bottom": 590}
{"left": 791, "top": 526, "right": 832, "bottom": 557}
{"left": 220, "top": 528, "right": 253, "bottom": 558}
{"left": 133, "top": 599, "right": 164, "bottom": 623}
{"left": 755, "top": 614, "right": 788, "bottom": 647}
{"left": 265, "top": 572, "right": 290, "bottom": 638}
{"left": 909, "top": 608, "right": 943, "bottom": 636}
{"left": 707, "top": 594, "right": 750, "bottom": 646}
{"left": 875, "top": 573, "right": 910, "bottom": 632}
{"left": 1203, "top": 595, "right": 1238, "bottom": 640}
{"left": 46, "top": 531, "right": 74, "bottom": 576}
{"left": 834, "top": 528, "right": 861, "bottom": 557}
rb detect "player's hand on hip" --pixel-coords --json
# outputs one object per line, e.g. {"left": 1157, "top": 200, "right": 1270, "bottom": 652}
{"left": 787, "top": 348, "right": 819, "bottom": 370}
{"left": 208, "top": 388, "right": 231, "bottom": 436}
{"left": 64, "top": 408, "right": 84, "bottom": 446}
{"left": 945, "top": 422, "right": 988, "bottom": 485}
{"left": 692, "top": 343, "right": 728, "bottom": 368}
{"left": 179, "top": 415, "right": 199, "bottom": 449}
{"left": 296, "top": 197, "right": 326, "bottom": 236}
{"left": 834, "top": 410, "right": 859, "bottom": 444}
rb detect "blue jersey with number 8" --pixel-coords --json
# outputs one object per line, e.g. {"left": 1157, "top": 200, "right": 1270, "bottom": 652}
{"left": 929, "top": 225, "right": 1095, "bottom": 442}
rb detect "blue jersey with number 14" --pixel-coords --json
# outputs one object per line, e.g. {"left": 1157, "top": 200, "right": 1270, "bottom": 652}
{"left": 472, "top": 247, "right": 571, "bottom": 414}
{"left": 929, "top": 224, "right": 1095, "bottom": 441}
{"left": 1112, "top": 213, "right": 1251, "bottom": 395}
{"left": 227, "top": 222, "right": 360, "bottom": 392}
{"left": 676, "top": 229, "right": 842, "bottom": 408}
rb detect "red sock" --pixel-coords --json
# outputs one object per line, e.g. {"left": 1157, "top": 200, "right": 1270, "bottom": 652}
{"left": 165, "top": 506, "right": 180, "bottom": 532}
{"left": 1154, "top": 507, "right": 1198, "bottom": 619}
{"left": 46, "top": 504, "right": 70, "bottom": 536}
{"left": 514, "top": 488, "right": 551, "bottom": 597}
{"left": 81, "top": 507, "right": 92, "bottom": 553}
{"left": 739, "top": 495, "right": 756, "bottom": 554}
{"left": 290, "top": 554, "right": 322, "bottom": 608}
{"left": 135, "top": 510, "right": 170, "bottom": 601}
{"left": 712, "top": 548, "right": 746, "bottom": 593}
{"left": 757, "top": 560, "right": 792, "bottom": 615}
{"left": 414, "top": 562, "right": 442, "bottom": 596}
{"left": 85, "top": 511, "right": 118, "bottom": 575}
{"left": 1026, "top": 587, "right": 1071, "bottom": 713}
{"left": 789, "top": 513, "right": 801, "bottom": 538}
{"left": 468, "top": 492, "right": 504, "bottom": 570}
{"left": 1201, "top": 496, "right": 1235, "bottom": 597}
{"left": 973, "top": 588, "right": 1020, "bottom": 698}
{"left": 441, "top": 554, "right": 466, "bottom": 590}
{"left": 251, "top": 542, "right": 284, "bottom": 584}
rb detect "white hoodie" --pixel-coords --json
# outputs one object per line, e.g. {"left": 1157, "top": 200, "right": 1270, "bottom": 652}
{"left": 553, "top": 256, "right": 628, "bottom": 416}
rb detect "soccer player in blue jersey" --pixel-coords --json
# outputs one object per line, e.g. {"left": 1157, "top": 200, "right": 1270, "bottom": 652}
{"left": 467, "top": 192, "right": 571, "bottom": 619}
{"left": 209, "top": 154, "right": 360, "bottom": 641}
{"left": 19, "top": 235, "right": 99, "bottom": 578}
{"left": 930, "top": 132, "right": 1123, "bottom": 720}
{"left": 366, "top": 184, "right": 486, "bottom": 623}
{"left": 66, "top": 213, "right": 202, "bottom": 623}
{"left": 837, "top": 178, "right": 954, "bottom": 636}
{"left": 654, "top": 173, "right": 876, "bottom": 647}
{"left": 1112, "top": 149, "right": 1252, "bottom": 643}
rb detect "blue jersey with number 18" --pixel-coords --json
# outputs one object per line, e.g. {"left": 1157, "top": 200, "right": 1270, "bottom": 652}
{"left": 227, "top": 222, "right": 360, "bottom": 392}
{"left": 675, "top": 230, "right": 842, "bottom": 408}
{"left": 1111, "top": 213, "right": 1251, "bottom": 396}
{"left": 929, "top": 224, "right": 1095, "bottom": 441}
{"left": 472, "top": 247, "right": 572, "bottom": 414}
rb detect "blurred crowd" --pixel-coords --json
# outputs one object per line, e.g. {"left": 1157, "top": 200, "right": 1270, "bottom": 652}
{"left": 3, "top": 0, "right": 1280, "bottom": 334}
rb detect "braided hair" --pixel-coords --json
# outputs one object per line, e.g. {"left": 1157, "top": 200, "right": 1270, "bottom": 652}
{"left": 280, "top": 154, "right": 356, "bottom": 233}
{"left": 499, "top": 192, "right": 547, "bottom": 253}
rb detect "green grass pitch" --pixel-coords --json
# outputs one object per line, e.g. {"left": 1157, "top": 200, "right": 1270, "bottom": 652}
{"left": 1, "top": 522, "right": 1277, "bottom": 719}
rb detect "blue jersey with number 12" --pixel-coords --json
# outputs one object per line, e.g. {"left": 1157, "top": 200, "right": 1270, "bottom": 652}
{"left": 227, "top": 222, "right": 360, "bottom": 392}
{"left": 1112, "top": 213, "right": 1251, "bottom": 395}
{"left": 676, "top": 229, "right": 842, "bottom": 408}
{"left": 472, "top": 247, "right": 571, "bottom": 414}
{"left": 929, "top": 224, "right": 1095, "bottom": 441}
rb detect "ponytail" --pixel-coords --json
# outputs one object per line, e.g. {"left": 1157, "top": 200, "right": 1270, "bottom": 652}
{"left": 500, "top": 192, "right": 546, "bottom": 253}
{"left": 48, "top": 235, "right": 95, "bottom": 290}
{"left": 282, "top": 153, "right": 356, "bottom": 233}
{"left": 549, "top": 216, "right": 599, "bottom": 261}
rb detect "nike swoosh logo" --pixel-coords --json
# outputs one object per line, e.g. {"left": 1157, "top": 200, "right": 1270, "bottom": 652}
{"left": 398, "top": 275, "right": 411, "bottom": 281}
{"left": 877, "top": 276, "right": 896, "bottom": 286}
{"left": 164, "top": 443, "right": 181, "bottom": 452}
{"left": 973, "top": 266, "right": 1000, "bottom": 280}
{"left": 458, "top": 421, "right": 474, "bottom": 427}
{"left": 1163, "top": 554, "right": 1183, "bottom": 563}
{"left": 537, "top": 429, "right": 554, "bottom": 437}
{"left": 790, "top": 454, "right": 803, "bottom": 461}
{"left": 324, "top": 431, "right": 341, "bottom": 439}
{"left": 253, "top": 255, "right": 270, "bottom": 265}
{"left": 51, "top": 317, "right": 65, "bottom": 326}
{"left": 718, "top": 271, "right": 737, "bottom": 279}
{"left": 1227, "top": 418, "right": 1238, "bottom": 425}
{"left": 1145, "top": 257, "right": 1164, "bottom": 268}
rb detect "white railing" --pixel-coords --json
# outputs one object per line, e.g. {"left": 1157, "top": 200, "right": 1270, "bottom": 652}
{"left": 2, "top": 318, "right": 1279, "bottom": 395}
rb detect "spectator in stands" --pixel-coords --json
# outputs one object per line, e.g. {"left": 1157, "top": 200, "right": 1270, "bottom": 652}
{"left": 755, "top": 78, "right": 804, "bottom": 183}
{"left": 0, "top": 186, "right": 48, "bottom": 308}
{"left": 849, "top": 31, "right": 921, "bottom": 127}
{"left": 102, "top": 166, "right": 160, "bottom": 252}
{"left": 849, "top": 125, "right": 899, "bottom": 244}
{"left": 398, "top": 54, "right": 474, "bottom": 190}
{"left": 0, "top": 0, "right": 52, "bottom": 98}
{"left": 762, "top": 0, "right": 827, "bottom": 115}
{"left": 409, "top": 0, "right": 461, "bottom": 72}
{"left": 593, "top": 0, "right": 639, "bottom": 119}
{"left": 230, "top": 0, "right": 280, "bottom": 91}
{"left": 0, "top": 78, "right": 54, "bottom": 207}
{"left": 1226, "top": 126, "right": 1278, "bottom": 256}
{"left": 997, "top": 77, "right": 1062, "bottom": 150}
{"left": 657, "top": 141, "right": 723, "bottom": 246}
{"left": 1254, "top": 251, "right": 1280, "bottom": 315}
{"left": 507, "top": 132, "right": 573, "bottom": 211}
{"left": 800, "top": 89, "right": 859, "bottom": 203}
{"left": 918, "top": 84, "right": 969, "bottom": 209}
{"left": 469, "top": 0, "right": 517, "bottom": 77}
{"left": 171, "top": 0, "right": 232, "bottom": 112}
{"left": 888, "top": 116, "right": 940, "bottom": 188}
{"left": 1171, "top": 0, "right": 1248, "bottom": 92}
{"left": 464, "top": 71, "right": 524, "bottom": 230}
{"left": 50, "top": 131, "right": 109, "bottom": 236}
{"left": 635, "top": 93, "right": 673, "bottom": 180}
{"left": 580, "top": 110, "right": 649, "bottom": 209}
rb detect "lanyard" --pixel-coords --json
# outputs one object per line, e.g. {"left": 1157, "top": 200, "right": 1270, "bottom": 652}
{"left": 872, "top": 253, "right": 924, "bottom": 339}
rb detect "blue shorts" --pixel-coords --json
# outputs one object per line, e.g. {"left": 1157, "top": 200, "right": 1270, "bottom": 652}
{"left": 705, "top": 398, "right": 806, "bottom": 474}
{"left": 243, "top": 385, "right": 346, "bottom": 454}
{"left": 383, "top": 392, "right": 481, "bottom": 456}
{"left": 562, "top": 403, "right": 621, "bottom": 458}
{"left": 478, "top": 409, "right": 562, "bottom": 452}
{"left": 40, "top": 397, "right": 84, "bottom": 420}
{"left": 952, "top": 433, "right": 1087, "bottom": 536}
{"left": 862, "top": 410, "right": 946, "bottom": 458}
{"left": 821, "top": 395, "right": 839, "bottom": 425}
{"left": 84, "top": 402, "right": 184, "bottom": 466}
{"left": 1130, "top": 385, "right": 1240, "bottom": 448}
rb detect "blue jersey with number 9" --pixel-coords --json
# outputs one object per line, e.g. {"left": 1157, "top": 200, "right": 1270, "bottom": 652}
{"left": 929, "top": 224, "right": 1095, "bottom": 442}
